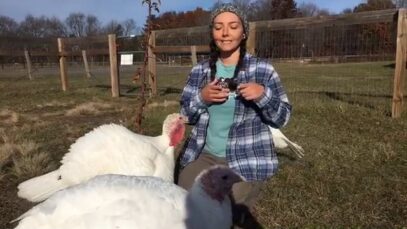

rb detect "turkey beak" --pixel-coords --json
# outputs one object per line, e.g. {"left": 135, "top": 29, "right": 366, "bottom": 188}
{"left": 225, "top": 173, "right": 244, "bottom": 194}
{"left": 231, "top": 173, "right": 244, "bottom": 185}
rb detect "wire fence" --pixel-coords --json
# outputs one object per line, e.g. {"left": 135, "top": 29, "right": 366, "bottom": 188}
{"left": 151, "top": 9, "right": 404, "bottom": 117}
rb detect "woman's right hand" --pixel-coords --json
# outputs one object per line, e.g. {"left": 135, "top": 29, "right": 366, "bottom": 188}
{"left": 201, "top": 79, "right": 229, "bottom": 104}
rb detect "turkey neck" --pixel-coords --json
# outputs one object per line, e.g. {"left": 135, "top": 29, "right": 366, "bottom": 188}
{"left": 185, "top": 184, "right": 232, "bottom": 229}
{"left": 149, "top": 135, "right": 171, "bottom": 152}
{"left": 152, "top": 146, "right": 175, "bottom": 182}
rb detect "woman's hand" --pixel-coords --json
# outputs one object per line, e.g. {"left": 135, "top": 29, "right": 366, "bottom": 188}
{"left": 238, "top": 83, "right": 264, "bottom": 101}
{"left": 201, "top": 79, "right": 230, "bottom": 104}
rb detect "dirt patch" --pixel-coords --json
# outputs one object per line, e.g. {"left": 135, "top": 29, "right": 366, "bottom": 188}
{"left": 0, "top": 177, "right": 33, "bottom": 229}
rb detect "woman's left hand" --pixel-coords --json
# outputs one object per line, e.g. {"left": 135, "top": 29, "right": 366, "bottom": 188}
{"left": 237, "top": 83, "right": 264, "bottom": 101}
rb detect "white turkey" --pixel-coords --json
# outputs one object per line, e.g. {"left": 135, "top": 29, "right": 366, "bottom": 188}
{"left": 13, "top": 165, "right": 242, "bottom": 229}
{"left": 269, "top": 126, "right": 304, "bottom": 158}
{"left": 17, "top": 113, "right": 186, "bottom": 202}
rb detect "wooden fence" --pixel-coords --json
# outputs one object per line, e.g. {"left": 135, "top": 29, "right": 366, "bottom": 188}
{"left": 0, "top": 34, "right": 146, "bottom": 98}
{"left": 57, "top": 34, "right": 120, "bottom": 97}
{"left": 148, "top": 9, "right": 407, "bottom": 118}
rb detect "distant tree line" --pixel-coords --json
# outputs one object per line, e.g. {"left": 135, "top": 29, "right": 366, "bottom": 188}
{"left": 1, "top": 0, "right": 405, "bottom": 38}
{"left": 149, "top": 0, "right": 405, "bottom": 30}
{"left": 0, "top": 0, "right": 405, "bottom": 67}
{"left": 0, "top": 12, "right": 140, "bottom": 38}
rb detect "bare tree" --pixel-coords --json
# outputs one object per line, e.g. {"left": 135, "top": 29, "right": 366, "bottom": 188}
{"left": 65, "top": 13, "right": 86, "bottom": 37}
{"left": 393, "top": 0, "right": 407, "bottom": 7}
{"left": 249, "top": 0, "right": 298, "bottom": 21}
{"left": 104, "top": 20, "right": 124, "bottom": 36}
{"left": 317, "top": 9, "right": 331, "bottom": 16}
{"left": 232, "top": 0, "right": 253, "bottom": 12}
{"left": 18, "top": 15, "right": 48, "bottom": 38}
{"left": 270, "top": 0, "right": 298, "bottom": 19}
{"left": 210, "top": 1, "right": 226, "bottom": 11}
{"left": 46, "top": 17, "right": 67, "bottom": 37}
{"left": 341, "top": 8, "right": 353, "bottom": 14}
{"left": 122, "top": 19, "right": 137, "bottom": 36}
{"left": 0, "top": 16, "right": 18, "bottom": 36}
{"left": 354, "top": 0, "right": 395, "bottom": 12}
{"left": 298, "top": 2, "right": 319, "bottom": 17}
{"left": 85, "top": 15, "right": 101, "bottom": 36}
{"left": 248, "top": 0, "right": 267, "bottom": 21}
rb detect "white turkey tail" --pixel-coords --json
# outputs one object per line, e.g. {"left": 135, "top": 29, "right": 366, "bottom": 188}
{"left": 285, "top": 139, "right": 305, "bottom": 158}
{"left": 17, "top": 170, "right": 67, "bottom": 202}
{"left": 268, "top": 126, "right": 305, "bottom": 159}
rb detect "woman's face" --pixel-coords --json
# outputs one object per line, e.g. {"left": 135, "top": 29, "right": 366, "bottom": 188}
{"left": 212, "top": 12, "right": 245, "bottom": 54}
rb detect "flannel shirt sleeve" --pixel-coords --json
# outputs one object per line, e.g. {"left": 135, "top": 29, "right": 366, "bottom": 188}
{"left": 180, "top": 64, "right": 208, "bottom": 125}
{"left": 254, "top": 61, "right": 292, "bottom": 128}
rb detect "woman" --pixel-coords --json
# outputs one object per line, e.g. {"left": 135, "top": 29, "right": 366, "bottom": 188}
{"left": 178, "top": 3, "right": 292, "bottom": 227}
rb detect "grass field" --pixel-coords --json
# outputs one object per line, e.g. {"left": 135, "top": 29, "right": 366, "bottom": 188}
{"left": 0, "top": 61, "right": 406, "bottom": 228}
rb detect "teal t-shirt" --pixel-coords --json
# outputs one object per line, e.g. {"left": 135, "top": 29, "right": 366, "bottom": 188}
{"left": 204, "top": 60, "right": 236, "bottom": 157}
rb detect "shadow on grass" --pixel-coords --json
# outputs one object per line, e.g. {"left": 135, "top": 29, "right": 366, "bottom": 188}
{"left": 276, "top": 152, "right": 299, "bottom": 161}
{"left": 291, "top": 90, "right": 401, "bottom": 116}
{"left": 93, "top": 84, "right": 140, "bottom": 98}
{"left": 324, "top": 91, "right": 382, "bottom": 109}
{"left": 383, "top": 63, "right": 395, "bottom": 69}
{"left": 232, "top": 204, "right": 265, "bottom": 229}
{"left": 94, "top": 85, "right": 182, "bottom": 97}
{"left": 159, "top": 87, "right": 183, "bottom": 95}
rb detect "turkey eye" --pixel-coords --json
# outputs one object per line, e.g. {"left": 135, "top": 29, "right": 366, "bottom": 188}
{"left": 221, "top": 175, "right": 228, "bottom": 180}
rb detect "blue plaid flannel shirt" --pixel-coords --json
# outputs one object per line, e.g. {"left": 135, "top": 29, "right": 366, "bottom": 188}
{"left": 179, "top": 53, "right": 292, "bottom": 181}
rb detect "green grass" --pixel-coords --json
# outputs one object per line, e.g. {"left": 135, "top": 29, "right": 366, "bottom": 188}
{"left": 0, "top": 62, "right": 406, "bottom": 228}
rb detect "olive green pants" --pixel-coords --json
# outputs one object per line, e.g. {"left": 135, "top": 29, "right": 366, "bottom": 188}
{"left": 177, "top": 152, "right": 264, "bottom": 228}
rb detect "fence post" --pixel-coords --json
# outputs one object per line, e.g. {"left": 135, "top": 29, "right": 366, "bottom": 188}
{"left": 148, "top": 31, "right": 157, "bottom": 96}
{"left": 247, "top": 22, "right": 256, "bottom": 55}
{"left": 108, "top": 34, "right": 120, "bottom": 98}
{"left": 57, "top": 38, "right": 68, "bottom": 91}
{"left": 392, "top": 8, "right": 407, "bottom": 118}
{"left": 24, "top": 49, "right": 33, "bottom": 80}
{"left": 191, "top": 45, "right": 197, "bottom": 66}
{"left": 82, "top": 50, "right": 91, "bottom": 78}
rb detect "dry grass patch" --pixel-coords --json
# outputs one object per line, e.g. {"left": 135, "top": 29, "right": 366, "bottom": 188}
{"left": 146, "top": 100, "right": 179, "bottom": 109}
{"left": 65, "top": 101, "right": 113, "bottom": 116}
{"left": 0, "top": 128, "right": 50, "bottom": 182}
{"left": 11, "top": 150, "right": 54, "bottom": 180}
{"left": 36, "top": 100, "right": 72, "bottom": 109}
{"left": 0, "top": 109, "right": 19, "bottom": 125}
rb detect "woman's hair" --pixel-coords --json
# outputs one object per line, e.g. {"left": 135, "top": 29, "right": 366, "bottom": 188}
{"left": 209, "top": 37, "right": 247, "bottom": 81}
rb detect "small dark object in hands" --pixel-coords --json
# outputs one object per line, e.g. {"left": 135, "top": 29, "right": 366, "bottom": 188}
{"left": 218, "top": 77, "right": 238, "bottom": 92}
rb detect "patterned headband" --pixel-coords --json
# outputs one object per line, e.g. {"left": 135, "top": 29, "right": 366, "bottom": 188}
{"left": 210, "top": 3, "right": 249, "bottom": 35}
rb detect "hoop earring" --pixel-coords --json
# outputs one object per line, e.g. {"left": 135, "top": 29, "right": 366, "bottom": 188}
{"left": 242, "top": 34, "right": 246, "bottom": 40}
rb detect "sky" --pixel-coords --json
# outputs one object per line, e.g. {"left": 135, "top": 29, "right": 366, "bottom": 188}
{"left": 0, "top": 0, "right": 364, "bottom": 27}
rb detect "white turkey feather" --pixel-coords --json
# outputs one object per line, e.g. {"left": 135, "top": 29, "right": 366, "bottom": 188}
{"left": 18, "top": 113, "right": 186, "bottom": 202}
{"left": 269, "top": 126, "right": 305, "bottom": 158}
{"left": 14, "top": 166, "right": 242, "bottom": 229}
{"left": 15, "top": 175, "right": 186, "bottom": 229}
